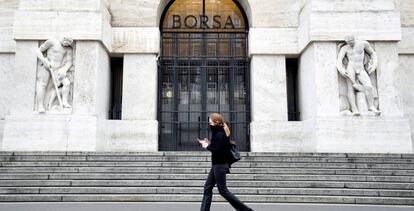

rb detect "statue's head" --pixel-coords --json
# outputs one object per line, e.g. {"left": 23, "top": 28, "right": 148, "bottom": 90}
{"left": 345, "top": 35, "right": 355, "bottom": 47}
{"left": 61, "top": 37, "right": 73, "bottom": 47}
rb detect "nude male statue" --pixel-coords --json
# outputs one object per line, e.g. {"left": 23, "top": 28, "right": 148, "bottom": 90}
{"left": 36, "top": 37, "right": 73, "bottom": 113}
{"left": 336, "top": 35, "right": 380, "bottom": 116}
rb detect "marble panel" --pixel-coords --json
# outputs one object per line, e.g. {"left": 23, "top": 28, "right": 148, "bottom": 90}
{"left": 398, "top": 27, "right": 414, "bottom": 54}
{"left": 249, "top": 28, "right": 298, "bottom": 55}
{"left": 249, "top": 0, "right": 304, "bottom": 28}
{"left": 0, "top": 53, "right": 14, "bottom": 119}
{"left": 122, "top": 54, "right": 158, "bottom": 120}
{"left": 98, "top": 120, "right": 158, "bottom": 152}
{"left": 250, "top": 55, "right": 287, "bottom": 122}
{"left": 13, "top": 10, "right": 112, "bottom": 50}
{"left": 0, "top": 120, "right": 3, "bottom": 148}
{"left": 109, "top": 0, "right": 158, "bottom": 27}
{"left": 298, "top": 42, "right": 340, "bottom": 119}
{"left": 112, "top": 27, "right": 160, "bottom": 54}
{"left": 313, "top": 42, "right": 340, "bottom": 117}
{"left": 298, "top": 43, "right": 316, "bottom": 120}
{"left": 375, "top": 42, "right": 404, "bottom": 116}
{"left": 311, "top": 0, "right": 395, "bottom": 11}
{"left": 0, "top": 9, "right": 14, "bottom": 27}
{"left": 2, "top": 115, "right": 97, "bottom": 151}
{"left": 315, "top": 117, "right": 412, "bottom": 153}
{"left": 396, "top": 54, "right": 414, "bottom": 150}
{"left": 0, "top": 0, "right": 19, "bottom": 9}
{"left": 9, "top": 41, "right": 38, "bottom": 115}
{"left": 250, "top": 121, "right": 314, "bottom": 152}
{"left": 19, "top": 0, "right": 107, "bottom": 12}
{"left": 299, "top": 8, "right": 402, "bottom": 51}
{"left": 72, "top": 41, "right": 110, "bottom": 118}
{"left": 394, "top": 0, "right": 414, "bottom": 27}
{"left": 0, "top": 8, "right": 16, "bottom": 52}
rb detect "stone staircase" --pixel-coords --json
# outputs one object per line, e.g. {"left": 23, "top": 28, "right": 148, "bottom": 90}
{"left": 0, "top": 151, "right": 413, "bottom": 205}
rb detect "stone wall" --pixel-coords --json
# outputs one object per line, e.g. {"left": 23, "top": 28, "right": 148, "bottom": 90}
{"left": 0, "top": 0, "right": 17, "bottom": 52}
{"left": 0, "top": 0, "right": 18, "bottom": 146}
{"left": 396, "top": 55, "right": 414, "bottom": 151}
{"left": 395, "top": 0, "right": 414, "bottom": 149}
{"left": 0, "top": 53, "right": 14, "bottom": 147}
{"left": 395, "top": 0, "right": 414, "bottom": 54}
{"left": 13, "top": 0, "right": 111, "bottom": 50}
{"left": 0, "top": 53, "right": 14, "bottom": 117}
{"left": 109, "top": 0, "right": 159, "bottom": 27}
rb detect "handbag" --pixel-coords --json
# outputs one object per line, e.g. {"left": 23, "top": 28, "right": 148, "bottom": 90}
{"left": 228, "top": 140, "right": 241, "bottom": 164}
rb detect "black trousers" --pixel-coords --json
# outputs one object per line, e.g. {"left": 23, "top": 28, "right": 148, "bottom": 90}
{"left": 200, "top": 164, "right": 252, "bottom": 211}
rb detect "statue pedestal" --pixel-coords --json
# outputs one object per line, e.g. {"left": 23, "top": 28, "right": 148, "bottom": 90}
{"left": 2, "top": 114, "right": 160, "bottom": 152}
{"left": 250, "top": 117, "right": 413, "bottom": 153}
{"left": 2, "top": 114, "right": 98, "bottom": 151}
{"left": 313, "top": 116, "right": 412, "bottom": 153}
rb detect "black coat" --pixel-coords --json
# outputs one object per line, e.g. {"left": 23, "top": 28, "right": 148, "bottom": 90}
{"left": 206, "top": 125, "right": 232, "bottom": 167}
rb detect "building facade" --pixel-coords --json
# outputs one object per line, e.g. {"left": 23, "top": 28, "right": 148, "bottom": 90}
{"left": 0, "top": 0, "right": 413, "bottom": 153}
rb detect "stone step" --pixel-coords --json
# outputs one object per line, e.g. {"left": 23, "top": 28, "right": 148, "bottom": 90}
{"left": 1, "top": 173, "right": 414, "bottom": 183}
{"left": 2, "top": 161, "right": 414, "bottom": 169}
{"left": 1, "top": 187, "right": 414, "bottom": 197}
{"left": 1, "top": 167, "right": 414, "bottom": 176}
{"left": 0, "top": 151, "right": 413, "bottom": 205}
{"left": 0, "top": 194, "right": 413, "bottom": 205}
{"left": 1, "top": 180, "right": 413, "bottom": 190}
{"left": 2, "top": 166, "right": 414, "bottom": 175}
{"left": 4, "top": 151, "right": 412, "bottom": 158}
{"left": 1, "top": 155, "right": 413, "bottom": 163}
{"left": 2, "top": 202, "right": 414, "bottom": 211}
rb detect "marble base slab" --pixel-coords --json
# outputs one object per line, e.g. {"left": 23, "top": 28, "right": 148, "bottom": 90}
{"left": 250, "top": 121, "right": 314, "bottom": 152}
{"left": 2, "top": 115, "right": 98, "bottom": 151}
{"left": 251, "top": 117, "right": 413, "bottom": 153}
{"left": 315, "top": 117, "right": 412, "bottom": 153}
{"left": 2, "top": 116, "right": 159, "bottom": 152}
{"left": 0, "top": 119, "right": 4, "bottom": 149}
{"left": 98, "top": 120, "right": 158, "bottom": 152}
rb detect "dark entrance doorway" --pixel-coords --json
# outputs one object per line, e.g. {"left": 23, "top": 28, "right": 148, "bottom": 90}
{"left": 158, "top": 0, "right": 250, "bottom": 151}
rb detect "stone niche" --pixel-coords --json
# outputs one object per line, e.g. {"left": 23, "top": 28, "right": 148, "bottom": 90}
{"left": 34, "top": 39, "right": 76, "bottom": 114}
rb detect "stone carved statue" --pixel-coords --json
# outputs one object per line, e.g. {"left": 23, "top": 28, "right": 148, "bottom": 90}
{"left": 35, "top": 37, "right": 74, "bottom": 113}
{"left": 336, "top": 35, "right": 380, "bottom": 116}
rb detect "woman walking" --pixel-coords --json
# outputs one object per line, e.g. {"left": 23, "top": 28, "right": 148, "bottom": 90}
{"left": 198, "top": 113, "right": 253, "bottom": 211}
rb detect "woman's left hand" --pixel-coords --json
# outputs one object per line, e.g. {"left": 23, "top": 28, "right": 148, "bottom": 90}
{"left": 198, "top": 138, "right": 209, "bottom": 149}
{"left": 201, "top": 141, "right": 209, "bottom": 149}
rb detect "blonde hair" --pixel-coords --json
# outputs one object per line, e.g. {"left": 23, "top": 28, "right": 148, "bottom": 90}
{"left": 209, "top": 113, "right": 230, "bottom": 137}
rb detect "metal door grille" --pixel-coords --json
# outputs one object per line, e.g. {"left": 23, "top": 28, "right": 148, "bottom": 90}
{"left": 158, "top": 32, "right": 250, "bottom": 151}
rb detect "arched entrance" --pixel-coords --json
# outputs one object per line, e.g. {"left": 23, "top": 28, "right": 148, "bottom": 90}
{"left": 158, "top": 0, "right": 250, "bottom": 151}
